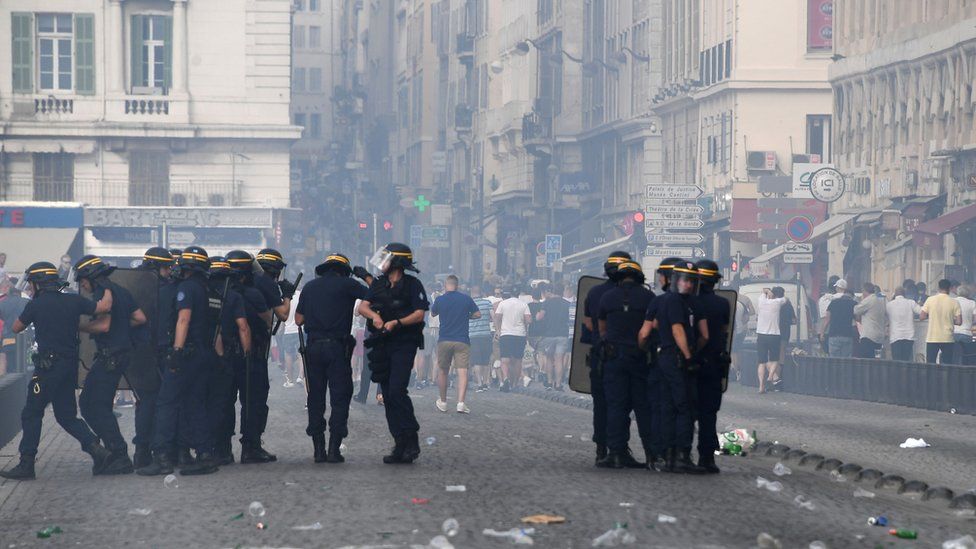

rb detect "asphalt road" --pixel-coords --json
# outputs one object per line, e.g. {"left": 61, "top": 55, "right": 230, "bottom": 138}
{"left": 1, "top": 378, "right": 974, "bottom": 548}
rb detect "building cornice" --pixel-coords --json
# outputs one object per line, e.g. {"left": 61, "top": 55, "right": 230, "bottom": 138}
{"left": 0, "top": 122, "right": 303, "bottom": 141}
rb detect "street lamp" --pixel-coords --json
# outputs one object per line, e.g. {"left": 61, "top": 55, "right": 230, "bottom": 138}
{"left": 614, "top": 46, "right": 650, "bottom": 64}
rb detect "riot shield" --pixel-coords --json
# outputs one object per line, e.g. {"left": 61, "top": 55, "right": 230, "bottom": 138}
{"left": 715, "top": 289, "right": 739, "bottom": 392}
{"left": 78, "top": 268, "right": 160, "bottom": 393}
{"left": 568, "top": 276, "right": 606, "bottom": 394}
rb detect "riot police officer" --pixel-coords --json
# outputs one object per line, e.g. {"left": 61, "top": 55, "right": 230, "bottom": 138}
{"left": 208, "top": 257, "right": 251, "bottom": 466}
{"left": 255, "top": 248, "right": 296, "bottom": 325}
{"left": 296, "top": 253, "right": 368, "bottom": 463}
{"left": 648, "top": 261, "right": 705, "bottom": 474}
{"left": 693, "top": 259, "right": 730, "bottom": 473}
{"left": 137, "top": 246, "right": 219, "bottom": 476}
{"left": 357, "top": 243, "right": 429, "bottom": 464}
{"left": 0, "top": 262, "right": 114, "bottom": 480}
{"left": 75, "top": 255, "right": 147, "bottom": 475}
{"left": 581, "top": 251, "right": 631, "bottom": 465}
{"left": 133, "top": 247, "right": 177, "bottom": 468}
{"left": 226, "top": 250, "right": 276, "bottom": 463}
{"left": 595, "top": 261, "right": 655, "bottom": 469}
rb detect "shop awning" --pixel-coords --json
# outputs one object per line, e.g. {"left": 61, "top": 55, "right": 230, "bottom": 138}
{"left": 729, "top": 199, "right": 760, "bottom": 233}
{"left": 748, "top": 213, "right": 855, "bottom": 267}
{"left": 558, "top": 235, "right": 631, "bottom": 266}
{"left": 912, "top": 203, "right": 976, "bottom": 247}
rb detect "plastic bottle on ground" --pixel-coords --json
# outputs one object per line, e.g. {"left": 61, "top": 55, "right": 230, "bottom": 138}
{"left": 482, "top": 527, "right": 535, "bottom": 545}
{"left": 943, "top": 535, "right": 976, "bottom": 549}
{"left": 429, "top": 535, "right": 455, "bottom": 549}
{"left": 248, "top": 501, "right": 266, "bottom": 518}
{"left": 163, "top": 474, "right": 178, "bottom": 488}
{"left": 889, "top": 529, "right": 918, "bottom": 540}
{"left": 853, "top": 488, "right": 875, "bottom": 498}
{"left": 591, "top": 523, "right": 636, "bottom": 546}
{"left": 773, "top": 462, "right": 792, "bottom": 476}
{"left": 756, "top": 532, "right": 783, "bottom": 549}
{"left": 793, "top": 495, "right": 816, "bottom": 510}
{"left": 442, "top": 518, "right": 460, "bottom": 537}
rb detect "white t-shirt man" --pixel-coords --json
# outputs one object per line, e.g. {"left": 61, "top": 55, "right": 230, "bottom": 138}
{"left": 886, "top": 295, "right": 921, "bottom": 343}
{"left": 283, "top": 290, "right": 300, "bottom": 335}
{"left": 756, "top": 294, "right": 786, "bottom": 336}
{"left": 496, "top": 297, "right": 530, "bottom": 337}
{"left": 954, "top": 295, "right": 976, "bottom": 337}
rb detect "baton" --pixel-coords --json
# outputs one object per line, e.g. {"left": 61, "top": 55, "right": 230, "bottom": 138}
{"left": 297, "top": 325, "right": 310, "bottom": 399}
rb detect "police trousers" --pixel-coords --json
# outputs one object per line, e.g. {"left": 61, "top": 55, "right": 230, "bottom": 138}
{"left": 151, "top": 347, "right": 213, "bottom": 455}
{"left": 380, "top": 342, "right": 421, "bottom": 438}
{"left": 603, "top": 352, "right": 653, "bottom": 453}
{"left": 658, "top": 350, "right": 695, "bottom": 450}
{"left": 644, "top": 361, "right": 665, "bottom": 457}
{"left": 133, "top": 349, "right": 166, "bottom": 450}
{"left": 209, "top": 350, "right": 242, "bottom": 450}
{"left": 79, "top": 352, "right": 129, "bottom": 452}
{"left": 693, "top": 360, "right": 723, "bottom": 456}
{"left": 234, "top": 345, "right": 270, "bottom": 446}
{"left": 19, "top": 357, "right": 97, "bottom": 456}
{"left": 306, "top": 339, "right": 354, "bottom": 439}
{"left": 588, "top": 350, "right": 613, "bottom": 447}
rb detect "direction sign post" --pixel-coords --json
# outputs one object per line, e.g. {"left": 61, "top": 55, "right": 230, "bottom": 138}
{"left": 646, "top": 233, "right": 705, "bottom": 244}
{"left": 644, "top": 185, "right": 704, "bottom": 200}
{"left": 645, "top": 219, "right": 704, "bottom": 230}
{"left": 783, "top": 253, "right": 814, "bottom": 264}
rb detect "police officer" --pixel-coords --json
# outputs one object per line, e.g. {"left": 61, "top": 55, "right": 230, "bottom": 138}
{"left": 581, "top": 251, "right": 631, "bottom": 465}
{"left": 296, "top": 253, "right": 369, "bottom": 463}
{"left": 226, "top": 250, "right": 276, "bottom": 463}
{"left": 595, "top": 261, "right": 655, "bottom": 469}
{"left": 208, "top": 257, "right": 251, "bottom": 466}
{"left": 357, "top": 243, "right": 429, "bottom": 464}
{"left": 137, "top": 246, "right": 219, "bottom": 476}
{"left": 255, "top": 248, "right": 296, "bottom": 326}
{"left": 692, "top": 260, "right": 730, "bottom": 473}
{"left": 75, "top": 255, "right": 147, "bottom": 475}
{"left": 646, "top": 261, "right": 705, "bottom": 474}
{"left": 0, "top": 262, "right": 114, "bottom": 480}
{"left": 133, "top": 247, "right": 177, "bottom": 468}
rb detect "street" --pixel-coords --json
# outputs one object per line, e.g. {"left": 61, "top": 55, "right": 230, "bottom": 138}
{"left": 1, "top": 379, "right": 974, "bottom": 548}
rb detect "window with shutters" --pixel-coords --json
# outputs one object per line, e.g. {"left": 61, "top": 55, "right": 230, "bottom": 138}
{"left": 309, "top": 113, "right": 321, "bottom": 138}
{"left": 293, "top": 25, "right": 305, "bottom": 48}
{"left": 129, "top": 151, "right": 170, "bottom": 206}
{"left": 309, "top": 67, "right": 322, "bottom": 92}
{"left": 37, "top": 14, "right": 73, "bottom": 91}
{"left": 309, "top": 26, "right": 321, "bottom": 49}
{"left": 131, "top": 15, "right": 171, "bottom": 92}
{"left": 294, "top": 113, "right": 306, "bottom": 137}
{"left": 33, "top": 153, "right": 74, "bottom": 201}
{"left": 293, "top": 67, "right": 306, "bottom": 92}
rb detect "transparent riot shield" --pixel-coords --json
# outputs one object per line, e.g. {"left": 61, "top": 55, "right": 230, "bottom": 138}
{"left": 568, "top": 276, "right": 606, "bottom": 394}
{"left": 715, "top": 289, "right": 739, "bottom": 392}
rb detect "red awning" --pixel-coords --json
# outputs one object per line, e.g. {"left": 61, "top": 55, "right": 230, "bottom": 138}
{"left": 912, "top": 203, "right": 976, "bottom": 247}
{"left": 730, "top": 198, "right": 759, "bottom": 232}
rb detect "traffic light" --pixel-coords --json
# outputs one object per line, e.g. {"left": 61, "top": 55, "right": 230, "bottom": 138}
{"left": 382, "top": 220, "right": 393, "bottom": 232}
{"left": 631, "top": 211, "right": 647, "bottom": 249}
{"left": 358, "top": 221, "right": 368, "bottom": 230}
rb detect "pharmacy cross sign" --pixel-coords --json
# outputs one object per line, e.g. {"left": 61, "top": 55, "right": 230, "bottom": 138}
{"left": 413, "top": 195, "right": 431, "bottom": 212}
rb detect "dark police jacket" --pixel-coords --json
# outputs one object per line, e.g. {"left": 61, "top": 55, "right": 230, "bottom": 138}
{"left": 365, "top": 273, "right": 429, "bottom": 347}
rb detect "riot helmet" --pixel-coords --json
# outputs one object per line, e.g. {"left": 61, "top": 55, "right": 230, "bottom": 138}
{"left": 670, "top": 261, "right": 700, "bottom": 295}
{"left": 178, "top": 246, "right": 210, "bottom": 275}
{"left": 209, "top": 256, "right": 235, "bottom": 279}
{"left": 370, "top": 242, "right": 419, "bottom": 274}
{"left": 695, "top": 259, "right": 721, "bottom": 290}
{"left": 655, "top": 256, "right": 683, "bottom": 290}
{"left": 316, "top": 253, "right": 352, "bottom": 277}
{"left": 603, "top": 251, "right": 632, "bottom": 281}
{"left": 256, "top": 248, "right": 287, "bottom": 277}
{"left": 73, "top": 255, "right": 115, "bottom": 282}
{"left": 226, "top": 250, "right": 256, "bottom": 283}
{"left": 615, "top": 261, "right": 646, "bottom": 285}
{"left": 25, "top": 261, "right": 63, "bottom": 292}
{"left": 142, "top": 247, "right": 174, "bottom": 269}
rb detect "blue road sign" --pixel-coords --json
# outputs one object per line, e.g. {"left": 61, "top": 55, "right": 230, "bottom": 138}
{"left": 545, "top": 234, "right": 562, "bottom": 253}
{"left": 786, "top": 216, "right": 814, "bottom": 242}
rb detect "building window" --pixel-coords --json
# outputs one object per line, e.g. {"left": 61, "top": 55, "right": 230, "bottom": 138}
{"left": 309, "top": 113, "right": 321, "bottom": 138}
{"left": 293, "top": 67, "right": 306, "bottom": 92}
{"left": 131, "top": 15, "right": 171, "bottom": 92}
{"left": 294, "top": 0, "right": 305, "bottom": 11}
{"left": 129, "top": 151, "right": 170, "bottom": 206}
{"left": 725, "top": 39, "right": 732, "bottom": 78}
{"left": 309, "top": 0, "right": 319, "bottom": 11}
{"left": 293, "top": 112, "right": 306, "bottom": 136}
{"left": 807, "top": 114, "right": 832, "bottom": 162}
{"left": 33, "top": 153, "right": 74, "bottom": 201}
{"left": 308, "top": 67, "right": 322, "bottom": 92}
{"left": 309, "top": 26, "right": 321, "bottom": 49}
{"left": 37, "top": 14, "right": 73, "bottom": 91}
{"left": 293, "top": 25, "right": 305, "bottom": 49}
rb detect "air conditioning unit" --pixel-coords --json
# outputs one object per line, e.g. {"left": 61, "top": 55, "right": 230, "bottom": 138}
{"left": 746, "top": 150, "right": 776, "bottom": 171}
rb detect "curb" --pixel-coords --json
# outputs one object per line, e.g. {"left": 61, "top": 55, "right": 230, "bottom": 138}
{"left": 515, "top": 386, "right": 976, "bottom": 512}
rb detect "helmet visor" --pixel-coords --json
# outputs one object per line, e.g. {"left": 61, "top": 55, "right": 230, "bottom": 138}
{"left": 670, "top": 268, "right": 699, "bottom": 295}
{"left": 369, "top": 247, "right": 394, "bottom": 273}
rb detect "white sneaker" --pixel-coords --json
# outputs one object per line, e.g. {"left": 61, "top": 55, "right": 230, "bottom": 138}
{"left": 435, "top": 398, "right": 448, "bottom": 412}
{"left": 456, "top": 402, "right": 470, "bottom": 414}
{"left": 522, "top": 375, "right": 532, "bottom": 388}
{"left": 283, "top": 381, "right": 295, "bottom": 388}
{"left": 295, "top": 377, "right": 304, "bottom": 385}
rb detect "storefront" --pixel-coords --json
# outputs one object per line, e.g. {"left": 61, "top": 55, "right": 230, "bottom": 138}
{"left": 913, "top": 202, "right": 976, "bottom": 284}
{"left": 0, "top": 202, "right": 84, "bottom": 274}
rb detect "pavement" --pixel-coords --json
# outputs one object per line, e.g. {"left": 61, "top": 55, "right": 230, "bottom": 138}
{"left": 1, "top": 375, "right": 975, "bottom": 548}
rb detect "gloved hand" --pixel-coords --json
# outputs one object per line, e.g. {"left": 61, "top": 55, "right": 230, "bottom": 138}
{"left": 278, "top": 278, "right": 297, "bottom": 299}
{"left": 352, "top": 266, "right": 371, "bottom": 281}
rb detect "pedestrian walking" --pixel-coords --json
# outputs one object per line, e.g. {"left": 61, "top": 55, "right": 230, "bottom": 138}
{"left": 494, "top": 287, "right": 531, "bottom": 393}
{"left": 886, "top": 287, "right": 921, "bottom": 362}
{"left": 537, "top": 282, "right": 571, "bottom": 391}
{"left": 0, "top": 280, "right": 29, "bottom": 375}
{"left": 821, "top": 279, "right": 857, "bottom": 358}
{"left": 920, "top": 279, "right": 962, "bottom": 364}
{"left": 953, "top": 286, "right": 976, "bottom": 365}
{"left": 854, "top": 282, "right": 886, "bottom": 358}
{"left": 469, "top": 285, "right": 494, "bottom": 393}
{"left": 756, "top": 287, "right": 787, "bottom": 393}
{"left": 431, "top": 275, "right": 481, "bottom": 414}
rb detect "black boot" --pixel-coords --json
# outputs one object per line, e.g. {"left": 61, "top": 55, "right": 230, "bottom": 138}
{"left": 84, "top": 442, "right": 113, "bottom": 475}
{"left": 99, "top": 449, "right": 134, "bottom": 475}
{"left": 663, "top": 447, "right": 677, "bottom": 473}
{"left": 177, "top": 448, "right": 195, "bottom": 469}
{"left": 326, "top": 436, "right": 344, "bottom": 463}
{"left": 312, "top": 434, "right": 327, "bottom": 463}
{"left": 646, "top": 451, "right": 665, "bottom": 472}
{"left": 241, "top": 442, "right": 277, "bottom": 464}
{"left": 136, "top": 452, "right": 175, "bottom": 476}
{"left": 698, "top": 453, "right": 720, "bottom": 474}
{"left": 595, "top": 444, "right": 608, "bottom": 466}
{"left": 214, "top": 441, "right": 234, "bottom": 466}
{"left": 596, "top": 450, "right": 624, "bottom": 469}
{"left": 400, "top": 431, "right": 420, "bottom": 463}
{"left": 0, "top": 455, "right": 36, "bottom": 481}
{"left": 674, "top": 448, "right": 706, "bottom": 474}
{"left": 382, "top": 436, "right": 406, "bottom": 464}
{"left": 133, "top": 446, "right": 152, "bottom": 469}
{"left": 181, "top": 452, "right": 218, "bottom": 476}
{"left": 620, "top": 448, "right": 646, "bottom": 469}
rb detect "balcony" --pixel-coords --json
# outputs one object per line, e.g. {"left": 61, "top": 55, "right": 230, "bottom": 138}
{"left": 456, "top": 33, "right": 475, "bottom": 64}
{"left": 455, "top": 104, "right": 473, "bottom": 132}
{"left": 521, "top": 111, "right": 551, "bottom": 157}
{"left": 3, "top": 178, "right": 242, "bottom": 207}
{"left": 124, "top": 98, "right": 170, "bottom": 115}
{"left": 35, "top": 97, "right": 74, "bottom": 114}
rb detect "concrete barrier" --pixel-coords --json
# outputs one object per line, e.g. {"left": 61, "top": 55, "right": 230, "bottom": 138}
{"left": 0, "top": 373, "right": 28, "bottom": 449}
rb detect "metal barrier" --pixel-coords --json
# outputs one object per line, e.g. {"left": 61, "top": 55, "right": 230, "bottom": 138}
{"left": 0, "top": 373, "right": 28, "bottom": 449}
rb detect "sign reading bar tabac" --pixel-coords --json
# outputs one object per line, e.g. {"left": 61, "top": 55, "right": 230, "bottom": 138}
{"left": 85, "top": 207, "right": 273, "bottom": 228}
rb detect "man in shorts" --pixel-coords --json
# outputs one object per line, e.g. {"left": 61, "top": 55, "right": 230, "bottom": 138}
{"left": 494, "top": 287, "right": 531, "bottom": 393}
{"left": 469, "top": 285, "right": 494, "bottom": 392}
{"left": 756, "top": 287, "right": 786, "bottom": 394}
{"left": 537, "top": 283, "right": 571, "bottom": 391}
{"left": 431, "top": 276, "right": 481, "bottom": 413}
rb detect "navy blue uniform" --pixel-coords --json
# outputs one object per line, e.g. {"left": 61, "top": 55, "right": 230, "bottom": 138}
{"left": 583, "top": 280, "right": 622, "bottom": 449}
{"left": 17, "top": 291, "right": 99, "bottom": 456}
{"left": 693, "top": 289, "right": 730, "bottom": 457}
{"left": 365, "top": 274, "right": 429, "bottom": 438}
{"left": 297, "top": 273, "right": 367, "bottom": 439}
{"left": 80, "top": 281, "right": 138, "bottom": 454}
{"left": 133, "top": 276, "right": 177, "bottom": 452}
{"left": 237, "top": 285, "right": 271, "bottom": 446}
{"left": 597, "top": 282, "right": 655, "bottom": 454}
{"left": 650, "top": 292, "right": 698, "bottom": 451}
{"left": 151, "top": 275, "right": 216, "bottom": 456}
{"left": 255, "top": 274, "right": 284, "bottom": 311}
{"left": 209, "top": 284, "right": 247, "bottom": 454}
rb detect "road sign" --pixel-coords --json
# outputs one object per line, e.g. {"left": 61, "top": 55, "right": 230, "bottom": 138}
{"left": 546, "top": 251, "right": 561, "bottom": 267}
{"left": 644, "top": 185, "right": 704, "bottom": 200}
{"left": 545, "top": 234, "right": 562, "bottom": 253}
{"left": 535, "top": 241, "right": 546, "bottom": 256}
{"left": 645, "top": 246, "right": 706, "bottom": 258}
{"left": 809, "top": 168, "right": 846, "bottom": 203}
{"left": 646, "top": 232, "right": 704, "bottom": 244}
{"left": 784, "top": 242, "right": 813, "bottom": 253}
{"left": 412, "top": 195, "right": 432, "bottom": 212}
{"left": 643, "top": 198, "right": 700, "bottom": 206}
{"left": 535, "top": 255, "right": 547, "bottom": 268}
{"left": 646, "top": 218, "right": 704, "bottom": 230}
{"left": 786, "top": 216, "right": 815, "bottom": 242}
{"left": 644, "top": 204, "right": 704, "bottom": 215}
{"left": 409, "top": 224, "right": 423, "bottom": 250}
{"left": 783, "top": 253, "right": 814, "bottom": 264}
{"left": 792, "top": 163, "right": 830, "bottom": 198}
{"left": 645, "top": 210, "right": 702, "bottom": 220}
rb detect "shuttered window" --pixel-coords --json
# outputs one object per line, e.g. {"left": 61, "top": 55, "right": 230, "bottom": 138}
{"left": 11, "top": 13, "right": 33, "bottom": 92}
